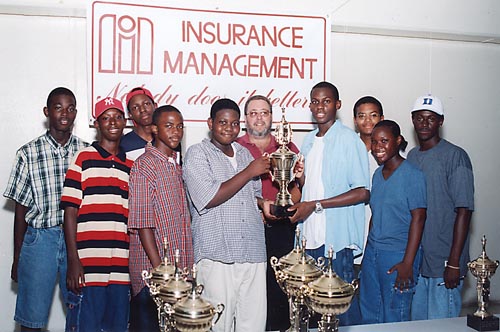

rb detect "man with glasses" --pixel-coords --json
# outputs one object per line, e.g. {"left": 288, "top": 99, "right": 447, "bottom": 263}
{"left": 236, "top": 95, "right": 301, "bottom": 332}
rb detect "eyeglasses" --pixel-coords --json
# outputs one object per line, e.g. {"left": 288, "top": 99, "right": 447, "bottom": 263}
{"left": 246, "top": 110, "right": 271, "bottom": 118}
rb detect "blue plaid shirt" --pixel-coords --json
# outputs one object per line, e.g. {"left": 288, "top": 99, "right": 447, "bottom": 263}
{"left": 183, "top": 139, "right": 266, "bottom": 264}
{"left": 4, "top": 131, "right": 88, "bottom": 228}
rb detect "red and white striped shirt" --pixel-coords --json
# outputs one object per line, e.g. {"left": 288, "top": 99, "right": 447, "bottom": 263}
{"left": 61, "top": 142, "right": 133, "bottom": 287}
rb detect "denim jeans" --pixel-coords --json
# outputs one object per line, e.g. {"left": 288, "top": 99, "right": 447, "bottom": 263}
{"left": 306, "top": 246, "right": 362, "bottom": 326}
{"left": 129, "top": 286, "right": 160, "bottom": 332}
{"left": 359, "top": 245, "right": 421, "bottom": 324}
{"left": 411, "top": 275, "right": 463, "bottom": 320}
{"left": 15, "top": 226, "right": 67, "bottom": 329}
{"left": 65, "top": 285, "right": 130, "bottom": 332}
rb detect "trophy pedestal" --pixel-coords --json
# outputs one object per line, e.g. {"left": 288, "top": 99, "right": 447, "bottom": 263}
{"left": 467, "top": 314, "right": 499, "bottom": 331}
{"left": 271, "top": 204, "right": 295, "bottom": 218}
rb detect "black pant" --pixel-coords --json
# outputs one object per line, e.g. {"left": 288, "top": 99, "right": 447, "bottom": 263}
{"left": 265, "top": 218, "right": 296, "bottom": 331}
{"left": 129, "top": 286, "right": 160, "bottom": 332}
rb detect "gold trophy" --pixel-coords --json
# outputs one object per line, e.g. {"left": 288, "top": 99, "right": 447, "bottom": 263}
{"left": 272, "top": 235, "right": 324, "bottom": 332}
{"left": 172, "top": 264, "right": 225, "bottom": 332}
{"left": 270, "top": 107, "right": 299, "bottom": 217}
{"left": 270, "top": 229, "right": 318, "bottom": 332}
{"left": 142, "top": 239, "right": 177, "bottom": 332}
{"left": 467, "top": 235, "right": 499, "bottom": 331}
{"left": 301, "top": 247, "right": 359, "bottom": 332}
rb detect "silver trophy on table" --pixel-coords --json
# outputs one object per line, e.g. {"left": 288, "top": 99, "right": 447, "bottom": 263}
{"left": 301, "top": 247, "right": 359, "bottom": 332}
{"left": 142, "top": 239, "right": 178, "bottom": 332}
{"left": 467, "top": 235, "right": 499, "bottom": 331}
{"left": 271, "top": 231, "right": 324, "bottom": 332}
{"left": 270, "top": 108, "right": 299, "bottom": 218}
{"left": 171, "top": 265, "right": 225, "bottom": 332}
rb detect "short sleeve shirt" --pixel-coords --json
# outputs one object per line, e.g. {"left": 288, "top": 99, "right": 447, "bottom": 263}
{"left": 4, "top": 132, "right": 88, "bottom": 228}
{"left": 128, "top": 145, "right": 193, "bottom": 296}
{"left": 183, "top": 139, "right": 266, "bottom": 264}
{"left": 407, "top": 139, "right": 474, "bottom": 277}
{"left": 298, "top": 120, "right": 370, "bottom": 257}
{"left": 60, "top": 142, "right": 133, "bottom": 286}
{"left": 369, "top": 160, "right": 427, "bottom": 252}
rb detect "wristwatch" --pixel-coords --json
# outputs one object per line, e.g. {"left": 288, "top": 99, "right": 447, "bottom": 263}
{"left": 314, "top": 201, "right": 323, "bottom": 214}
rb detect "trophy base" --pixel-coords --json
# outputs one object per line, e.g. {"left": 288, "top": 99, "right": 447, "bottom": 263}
{"left": 271, "top": 204, "right": 295, "bottom": 218}
{"left": 467, "top": 314, "right": 499, "bottom": 331}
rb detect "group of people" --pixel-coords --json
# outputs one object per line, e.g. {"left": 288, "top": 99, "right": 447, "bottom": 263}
{"left": 3, "top": 81, "right": 474, "bottom": 332}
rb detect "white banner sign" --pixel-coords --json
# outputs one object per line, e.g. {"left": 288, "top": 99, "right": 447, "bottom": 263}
{"left": 88, "top": 1, "right": 331, "bottom": 128}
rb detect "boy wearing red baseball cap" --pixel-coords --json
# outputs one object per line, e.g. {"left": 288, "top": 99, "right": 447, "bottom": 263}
{"left": 61, "top": 97, "right": 134, "bottom": 332}
{"left": 121, "top": 87, "right": 157, "bottom": 160}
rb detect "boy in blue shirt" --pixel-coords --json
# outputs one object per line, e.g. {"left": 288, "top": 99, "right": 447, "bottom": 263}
{"left": 290, "top": 81, "right": 370, "bottom": 326}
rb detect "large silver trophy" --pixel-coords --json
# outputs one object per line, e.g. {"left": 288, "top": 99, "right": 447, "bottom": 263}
{"left": 142, "top": 239, "right": 177, "bottom": 332}
{"left": 142, "top": 240, "right": 225, "bottom": 332}
{"left": 270, "top": 108, "right": 299, "bottom": 217}
{"left": 301, "top": 247, "right": 359, "bottom": 332}
{"left": 172, "top": 265, "right": 225, "bottom": 332}
{"left": 467, "top": 235, "right": 499, "bottom": 331}
{"left": 143, "top": 246, "right": 190, "bottom": 332}
{"left": 271, "top": 230, "right": 324, "bottom": 332}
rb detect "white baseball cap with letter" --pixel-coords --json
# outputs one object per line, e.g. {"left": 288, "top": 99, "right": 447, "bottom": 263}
{"left": 411, "top": 94, "right": 444, "bottom": 116}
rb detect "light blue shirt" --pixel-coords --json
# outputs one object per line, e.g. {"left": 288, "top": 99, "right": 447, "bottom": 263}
{"left": 299, "top": 120, "right": 369, "bottom": 257}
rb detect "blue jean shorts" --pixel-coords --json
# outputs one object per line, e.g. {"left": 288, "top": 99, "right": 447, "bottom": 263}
{"left": 15, "top": 226, "right": 67, "bottom": 329}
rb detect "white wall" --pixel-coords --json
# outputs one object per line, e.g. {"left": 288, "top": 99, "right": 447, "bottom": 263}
{"left": 1, "top": 1, "right": 499, "bottom": 331}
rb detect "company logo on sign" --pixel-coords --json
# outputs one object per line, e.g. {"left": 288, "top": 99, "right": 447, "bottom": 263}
{"left": 98, "top": 14, "right": 154, "bottom": 74}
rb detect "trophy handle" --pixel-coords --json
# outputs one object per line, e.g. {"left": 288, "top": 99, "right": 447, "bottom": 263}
{"left": 299, "top": 284, "right": 311, "bottom": 299}
{"left": 270, "top": 256, "right": 280, "bottom": 272}
{"left": 289, "top": 154, "right": 300, "bottom": 182}
{"left": 195, "top": 284, "right": 204, "bottom": 295}
{"left": 212, "top": 303, "right": 225, "bottom": 326}
{"left": 142, "top": 270, "right": 152, "bottom": 288}
{"left": 316, "top": 256, "right": 326, "bottom": 269}
{"left": 351, "top": 278, "right": 360, "bottom": 293}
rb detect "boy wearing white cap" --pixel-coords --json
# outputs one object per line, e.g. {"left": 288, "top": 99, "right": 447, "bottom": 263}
{"left": 61, "top": 98, "right": 133, "bottom": 332}
{"left": 408, "top": 95, "right": 474, "bottom": 320}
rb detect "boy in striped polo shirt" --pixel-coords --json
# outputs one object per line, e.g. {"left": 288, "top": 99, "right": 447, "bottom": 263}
{"left": 60, "top": 97, "right": 133, "bottom": 332}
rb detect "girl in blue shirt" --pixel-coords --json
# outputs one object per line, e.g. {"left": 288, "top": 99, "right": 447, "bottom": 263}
{"left": 359, "top": 120, "right": 427, "bottom": 324}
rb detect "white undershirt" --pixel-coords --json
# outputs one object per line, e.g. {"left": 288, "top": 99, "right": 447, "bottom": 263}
{"left": 226, "top": 143, "right": 238, "bottom": 170}
{"left": 302, "top": 136, "right": 326, "bottom": 249}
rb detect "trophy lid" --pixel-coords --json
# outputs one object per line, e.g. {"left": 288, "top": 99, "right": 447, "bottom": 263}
{"left": 150, "top": 238, "right": 175, "bottom": 284}
{"left": 173, "top": 264, "right": 223, "bottom": 321}
{"left": 158, "top": 250, "right": 191, "bottom": 303}
{"left": 173, "top": 291, "right": 216, "bottom": 319}
{"left": 307, "top": 247, "right": 355, "bottom": 298}
{"left": 278, "top": 229, "right": 315, "bottom": 269}
{"left": 275, "top": 107, "right": 293, "bottom": 147}
{"left": 282, "top": 238, "right": 323, "bottom": 286}
{"left": 468, "top": 235, "right": 500, "bottom": 274}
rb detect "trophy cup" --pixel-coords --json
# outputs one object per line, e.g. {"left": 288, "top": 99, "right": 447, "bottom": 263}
{"left": 172, "top": 264, "right": 225, "bottom": 332}
{"left": 152, "top": 249, "right": 192, "bottom": 332}
{"left": 467, "top": 235, "right": 499, "bottom": 331}
{"left": 142, "top": 239, "right": 177, "bottom": 332}
{"left": 271, "top": 229, "right": 318, "bottom": 332}
{"left": 270, "top": 108, "right": 299, "bottom": 217}
{"left": 301, "top": 247, "right": 359, "bottom": 332}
